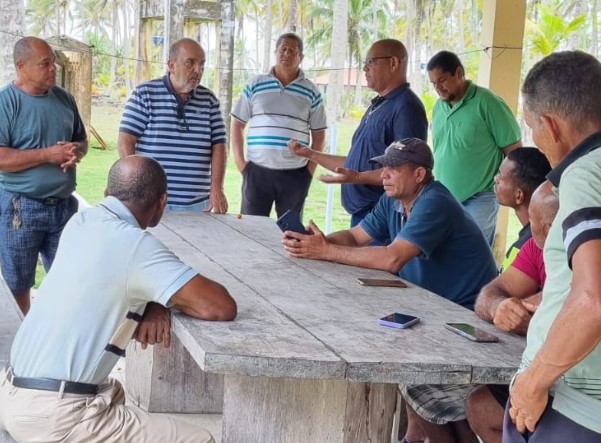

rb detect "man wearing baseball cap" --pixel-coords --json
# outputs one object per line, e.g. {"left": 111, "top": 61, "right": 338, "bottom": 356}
{"left": 282, "top": 137, "right": 497, "bottom": 442}
{"left": 282, "top": 137, "right": 496, "bottom": 309}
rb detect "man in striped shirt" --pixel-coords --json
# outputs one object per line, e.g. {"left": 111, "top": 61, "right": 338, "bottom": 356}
{"left": 118, "top": 38, "right": 228, "bottom": 213}
{"left": 231, "top": 33, "right": 327, "bottom": 218}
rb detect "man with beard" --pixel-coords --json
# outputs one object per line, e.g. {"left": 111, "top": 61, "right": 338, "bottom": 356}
{"left": 119, "top": 38, "right": 228, "bottom": 213}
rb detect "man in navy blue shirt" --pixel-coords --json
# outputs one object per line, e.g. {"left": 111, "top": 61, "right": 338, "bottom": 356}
{"left": 282, "top": 137, "right": 497, "bottom": 309}
{"left": 288, "top": 39, "right": 427, "bottom": 226}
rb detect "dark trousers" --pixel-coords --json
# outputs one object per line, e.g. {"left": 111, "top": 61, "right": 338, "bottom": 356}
{"left": 241, "top": 162, "right": 312, "bottom": 218}
{"left": 503, "top": 397, "right": 601, "bottom": 443}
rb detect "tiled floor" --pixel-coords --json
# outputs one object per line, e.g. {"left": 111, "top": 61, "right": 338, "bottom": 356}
{"left": 110, "top": 358, "right": 223, "bottom": 443}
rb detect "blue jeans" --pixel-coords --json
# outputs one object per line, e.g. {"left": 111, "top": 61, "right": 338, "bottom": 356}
{"left": 462, "top": 189, "right": 499, "bottom": 247}
{"left": 166, "top": 198, "right": 210, "bottom": 212}
{"left": 0, "top": 190, "right": 77, "bottom": 294}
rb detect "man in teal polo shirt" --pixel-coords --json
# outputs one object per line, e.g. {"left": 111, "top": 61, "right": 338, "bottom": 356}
{"left": 427, "top": 51, "right": 521, "bottom": 246}
{"left": 505, "top": 51, "right": 601, "bottom": 442}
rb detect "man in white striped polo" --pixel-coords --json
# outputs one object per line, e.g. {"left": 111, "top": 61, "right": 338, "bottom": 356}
{"left": 230, "top": 33, "right": 327, "bottom": 219}
{"left": 118, "top": 38, "right": 228, "bottom": 213}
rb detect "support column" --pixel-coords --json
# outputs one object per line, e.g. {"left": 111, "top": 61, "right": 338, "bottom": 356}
{"left": 163, "top": 0, "right": 185, "bottom": 62}
{"left": 477, "top": 0, "right": 527, "bottom": 263}
{"left": 222, "top": 375, "right": 397, "bottom": 443}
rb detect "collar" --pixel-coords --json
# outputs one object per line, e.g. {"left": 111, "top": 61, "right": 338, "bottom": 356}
{"left": 269, "top": 66, "right": 305, "bottom": 84}
{"left": 395, "top": 179, "right": 434, "bottom": 216}
{"left": 446, "top": 80, "right": 476, "bottom": 110}
{"left": 367, "top": 83, "right": 411, "bottom": 113}
{"left": 547, "top": 130, "right": 601, "bottom": 186}
{"left": 162, "top": 74, "right": 193, "bottom": 104}
{"left": 99, "top": 196, "right": 142, "bottom": 229}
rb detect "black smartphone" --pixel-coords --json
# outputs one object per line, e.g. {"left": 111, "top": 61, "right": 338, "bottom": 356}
{"left": 356, "top": 278, "right": 407, "bottom": 288}
{"left": 276, "top": 209, "right": 309, "bottom": 235}
{"left": 444, "top": 323, "right": 499, "bottom": 343}
{"left": 379, "top": 313, "right": 420, "bottom": 329}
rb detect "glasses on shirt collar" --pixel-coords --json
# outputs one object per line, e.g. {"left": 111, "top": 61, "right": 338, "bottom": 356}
{"left": 176, "top": 104, "right": 189, "bottom": 131}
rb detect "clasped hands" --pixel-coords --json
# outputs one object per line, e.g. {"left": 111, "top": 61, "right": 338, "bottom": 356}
{"left": 133, "top": 302, "right": 172, "bottom": 350}
{"left": 53, "top": 141, "right": 84, "bottom": 172}
{"left": 281, "top": 220, "right": 328, "bottom": 260}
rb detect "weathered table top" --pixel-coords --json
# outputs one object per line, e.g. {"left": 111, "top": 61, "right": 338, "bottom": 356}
{"left": 151, "top": 212, "right": 525, "bottom": 385}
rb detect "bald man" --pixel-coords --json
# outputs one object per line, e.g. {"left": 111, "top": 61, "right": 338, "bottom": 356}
{"left": 289, "top": 38, "right": 428, "bottom": 226}
{"left": 0, "top": 155, "right": 236, "bottom": 443}
{"left": 0, "top": 36, "right": 88, "bottom": 314}
{"left": 467, "top": 181, "right": 558, "bottom": 443}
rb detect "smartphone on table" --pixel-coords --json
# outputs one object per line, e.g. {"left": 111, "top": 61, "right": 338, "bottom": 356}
{"left": 444, "top": 323, "right": 499, "bottom": 343}
{"left": 276, "top": 209, "right": 309, "bottom": 235}
{"left": 357, "top": 278, "right": 407, "bottom": 288}
{"left": 379, "top": 313, "right": 420, "bottom": 329}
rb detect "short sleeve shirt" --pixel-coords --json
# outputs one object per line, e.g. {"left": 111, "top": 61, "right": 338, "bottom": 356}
{"left": 10, "top": 196, "right": 198, "bottom": 384}
{"left": 360, "top": 181, "right": 498, "bottom": 309}
{"left": 511, "top": 237, "right": 546, "bottom": 288}
{"left": 342, "top": 84, "right": 428, "bottom": 215}
{"left": 0, "top": 83, "right": 86, "bottom": 198}
{"left": 520, "top": 131, "right": 601, "bottom": 431}
{"left": 432, "top": 81, "right": 521, "bottom": 202}
{"left": 231, "top": 68, "right": 327, "bottom": 170}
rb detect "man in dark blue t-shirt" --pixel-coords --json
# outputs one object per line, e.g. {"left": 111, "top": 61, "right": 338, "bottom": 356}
{"left": 282, "top": 137, "right": 497, "bottom": 309}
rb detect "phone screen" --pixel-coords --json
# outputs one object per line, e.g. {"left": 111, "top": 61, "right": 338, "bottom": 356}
{"left": 379, "top": 313, "right": 420, "bottom": 329}
{"left": 445, "top": 323, "right": 499, "bottom": 342}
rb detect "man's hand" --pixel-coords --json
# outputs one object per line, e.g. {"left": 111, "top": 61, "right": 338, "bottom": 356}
{"left": 235, "top": 158, "right": 248, "bottom": 173}
{"left": 509, "top": 371, "right": 549, "bottom": 433}
{"left": 49, "top": 141, "right": 81, "bottom": 172}
{"left": 134, "top": 302, "right": 171, "bottom": 350}
{"left": 318, "top": 167, "right": 360, "bottom": 184}
{"left": 207, "top": 188, "right": 228, "bottom": 214}
{"left": 493, "top": 297, "right": 538, "bottom": 335}
{"left": 282, "top": 220, "right": 329, "bottom": 259}
{"left": 288, "top": 139, "right": 313, "bottom": 159}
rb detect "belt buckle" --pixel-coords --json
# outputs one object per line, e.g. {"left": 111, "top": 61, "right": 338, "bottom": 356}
{"left": 43, "top": 197, "right": 59, "bottom": 205}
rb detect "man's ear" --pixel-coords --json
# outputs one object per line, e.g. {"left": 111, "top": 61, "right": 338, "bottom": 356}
{"left": 515, "top": 188, "right": 524, "bottom": 205}
{"left": 540, "top": 113, "right": 561, "bottom": 143}
{"left": 167, "top": 59, "right": 176, "bottom": 74}
{"left": 159, "top": 192, "right": 168, "bottom": 209}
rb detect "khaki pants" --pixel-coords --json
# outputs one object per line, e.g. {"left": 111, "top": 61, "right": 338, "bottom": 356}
{"left": 0, "top": 368, "right": 214, "bottom": 443}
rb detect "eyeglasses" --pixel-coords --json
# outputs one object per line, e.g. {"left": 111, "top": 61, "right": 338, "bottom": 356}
{"left": 176, "top": 104, "right": 189, "bottom": 131}
{"left": 363, "top": 56, "right": 393, "bottom": 66}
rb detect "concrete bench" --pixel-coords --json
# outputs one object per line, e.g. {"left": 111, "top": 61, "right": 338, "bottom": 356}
{"left": 0, "top": 278, "right": 22, "bottom": 443}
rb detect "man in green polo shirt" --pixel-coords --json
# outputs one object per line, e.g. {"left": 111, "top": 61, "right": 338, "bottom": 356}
{"left": 427, "top": 51, "right": 522, "bottom": 246}
{"left": 505, "top": 51, "right": 601, "bottom": 442}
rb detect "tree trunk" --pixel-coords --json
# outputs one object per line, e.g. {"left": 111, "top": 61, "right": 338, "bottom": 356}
{"left": 411, "top": 0, "right": 425, "bottom": 96}
{"left": 570, "top": 0, "right": 586, "bottom": 49}
{"left": 0, "top": 0, "right": 24, "bottom": 85}
{"left": 262, "top": 0, "right": 273, "bottom": 72}
{"left": 287, "top": 0, "right": 298, "bottom": 32}
{"left": 326, "top": 0, "right": 348, "bottom": 128}
{"left": 593, "top": 0, "right": 599, "bottom": 57}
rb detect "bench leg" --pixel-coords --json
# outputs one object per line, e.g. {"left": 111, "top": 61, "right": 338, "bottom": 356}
{"left": 222, "top": 375, "right": 397, "bottom": 443}
{"left": 125, "top": 336, "right": 224, "bottom": 413}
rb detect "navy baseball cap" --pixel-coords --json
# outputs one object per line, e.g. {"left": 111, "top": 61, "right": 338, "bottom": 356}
{"left": 369, "top": 138, "right": 434, "bottom": 169}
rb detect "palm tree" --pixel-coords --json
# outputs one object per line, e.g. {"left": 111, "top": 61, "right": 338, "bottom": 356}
{"left": 527, "top": 4, "right": 586, "bottom": 57}
{"left": 0, "top": 0, "right": 24, "bottom": 84}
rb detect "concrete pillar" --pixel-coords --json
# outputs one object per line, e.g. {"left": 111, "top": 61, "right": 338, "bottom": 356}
{"left": 477, "top": 0, "right": 527, "bottom": 263}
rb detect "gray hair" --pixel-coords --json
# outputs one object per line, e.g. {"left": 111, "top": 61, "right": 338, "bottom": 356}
{"left": 522, "top": 51, "right": 601, "bottom": 133}
{"left": 107, "top": 156, "right": 167, "bottom": 209}
{"left": 275, "top": 33, "right": 303, "bottom": 54}
{"left": 13, "top": 36, "right": 48, "bottom": 66}
{"left": 168, "top": 38, "right": 202, "bottom": 61}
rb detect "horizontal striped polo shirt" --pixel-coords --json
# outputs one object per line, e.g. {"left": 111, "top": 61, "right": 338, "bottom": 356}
{"left": 231, "top": 68, "right": 327, "bottom": 170}
{"left": 120, "top": 75, "right": 226, "bottom": 206}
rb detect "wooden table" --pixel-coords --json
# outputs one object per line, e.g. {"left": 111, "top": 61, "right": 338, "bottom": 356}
{"left": 127, "top": 213, "right": 525, "bottom": 443}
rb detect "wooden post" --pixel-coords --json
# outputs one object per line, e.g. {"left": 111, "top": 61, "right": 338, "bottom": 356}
{"left": 477, "top": 0, "right": 527, "bottom": 264}
{"left": 125, "top": 337, "right": 224, "bottom": 413}
{"left": 163, "top": 0, "right": 186, "bottom": 63}
{"left": 222, "top": 375, "right": 397, "bottom": 443}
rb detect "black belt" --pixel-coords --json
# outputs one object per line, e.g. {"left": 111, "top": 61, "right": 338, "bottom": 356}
{"left": 29, "top": 196, "right": 64, "bottom": 206}
{"left": 7, "top": 369, "right": 98, "bottom": 395}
